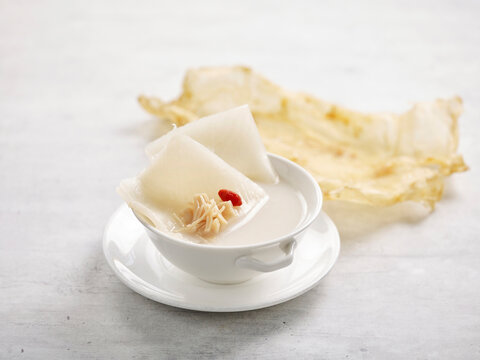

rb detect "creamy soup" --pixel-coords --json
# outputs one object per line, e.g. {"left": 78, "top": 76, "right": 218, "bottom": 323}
{"left": 169, "top": 178, "right": 307, "bottom": 247}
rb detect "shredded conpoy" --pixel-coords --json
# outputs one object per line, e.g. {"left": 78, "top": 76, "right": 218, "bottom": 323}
{"left": 174, "top": 193, "right": 238, "bottom": 238}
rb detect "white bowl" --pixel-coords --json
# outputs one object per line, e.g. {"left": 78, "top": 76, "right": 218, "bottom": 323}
{"left": 134, "top": 153, "right": 322, "bottom": 284}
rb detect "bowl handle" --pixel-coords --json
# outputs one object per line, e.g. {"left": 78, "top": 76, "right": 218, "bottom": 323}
{"left": 235, "top": 240, "right": 297, "bottom": 272}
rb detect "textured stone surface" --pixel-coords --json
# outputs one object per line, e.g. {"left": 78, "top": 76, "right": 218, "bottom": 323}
{"left": 1, "top": 0, "right": 479, "bottom": 359}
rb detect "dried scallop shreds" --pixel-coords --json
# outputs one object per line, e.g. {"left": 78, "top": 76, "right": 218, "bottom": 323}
{"left": 174, "top": 193, "right": 237, "bottom": 238}
{"left": 138, "top": 66, "right": 468, "bottom": 208}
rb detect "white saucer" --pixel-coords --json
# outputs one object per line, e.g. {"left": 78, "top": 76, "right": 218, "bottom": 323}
{"left": 103, "top": 204, "right": 340, "bottom": 312}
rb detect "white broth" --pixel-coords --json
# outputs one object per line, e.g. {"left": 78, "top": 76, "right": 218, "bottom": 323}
{"left": 172, "top": 178, "right": 307, "bottom": 246}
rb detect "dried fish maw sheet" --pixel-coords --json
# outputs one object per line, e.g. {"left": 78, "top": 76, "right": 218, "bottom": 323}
{"left": 138, "top": 66, "right": 468, "bottom": 208}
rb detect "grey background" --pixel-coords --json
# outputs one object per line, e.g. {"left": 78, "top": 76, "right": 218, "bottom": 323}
{"left": 1, "top": 0, "right": 479, "bottom": 359}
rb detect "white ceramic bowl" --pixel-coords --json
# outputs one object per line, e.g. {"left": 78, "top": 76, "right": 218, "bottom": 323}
{"left": 134, "top": 154, "right": 322, "bottom": 284}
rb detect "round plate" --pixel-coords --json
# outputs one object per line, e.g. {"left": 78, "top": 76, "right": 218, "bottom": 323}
{"left": 103, "top": 204, "right": 340, "bottom": 312}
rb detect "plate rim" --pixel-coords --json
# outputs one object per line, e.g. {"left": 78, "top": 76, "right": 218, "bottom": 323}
{"left": 103, "top": 204, "right": 341, "bottom": 312}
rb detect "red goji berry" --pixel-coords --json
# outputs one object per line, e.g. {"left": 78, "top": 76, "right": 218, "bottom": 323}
{"left": 218, "top": 189, "right": 242, "bottom": 206}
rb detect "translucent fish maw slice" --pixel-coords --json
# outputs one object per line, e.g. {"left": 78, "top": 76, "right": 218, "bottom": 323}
{"left": 138, "top": 66, "right": 468, "bottom": 208}
{"left": 117, "top": 134, "right": 267, "bottom": 230}
{"left": 146, "top": 105, "right": 277, "bottom": 183}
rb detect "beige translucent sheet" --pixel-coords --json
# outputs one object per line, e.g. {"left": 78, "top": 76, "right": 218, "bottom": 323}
{"left": 138, "top": 66, "right": 468, "bottom": 208}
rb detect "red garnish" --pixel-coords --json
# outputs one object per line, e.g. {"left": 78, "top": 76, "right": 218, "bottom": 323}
{"left": 218, "top": 189, "right": 242, "bottom": 206}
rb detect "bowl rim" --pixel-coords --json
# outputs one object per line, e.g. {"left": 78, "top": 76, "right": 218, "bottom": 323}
{"left": 133, "top": 153, "right": 323, "bottom": 251}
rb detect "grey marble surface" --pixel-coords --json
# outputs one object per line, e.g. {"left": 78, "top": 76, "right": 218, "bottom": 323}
{"left": 1, "top": 0, "right": 479, "bottom": 359}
